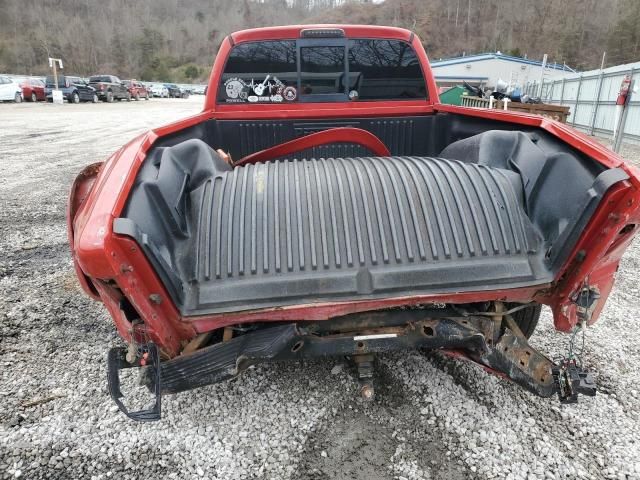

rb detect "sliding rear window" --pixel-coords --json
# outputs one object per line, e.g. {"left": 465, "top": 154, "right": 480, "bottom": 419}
{"left": 348, "top": 39, "right": 427, "bottom": 100}
{"left": 218, "top": 38, "right": 427, "bottom": 104}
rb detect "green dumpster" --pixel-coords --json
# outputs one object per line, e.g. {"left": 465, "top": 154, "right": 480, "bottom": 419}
{"left": 439, "top": 85, "right": 467, "bottom": 106}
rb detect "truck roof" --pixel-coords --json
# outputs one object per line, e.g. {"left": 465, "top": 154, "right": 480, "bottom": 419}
{"left": 230, "top": 24, "right": 414, "bottom": 44}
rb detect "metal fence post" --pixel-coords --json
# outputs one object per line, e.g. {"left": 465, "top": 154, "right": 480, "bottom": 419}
{"left": 545, "top": 79, "right": 551, "bottom": 99}
{"left": 589, "top": 71, "right": 605, "bottom": 135}
{"left": 572, "top": 74, "right": 583, "bottom": 126}
{"left": 548, "top": 80, "right": 555, "bottom": 102}
{"left": 560, "top": 77, "right": 565, "bottom": 106}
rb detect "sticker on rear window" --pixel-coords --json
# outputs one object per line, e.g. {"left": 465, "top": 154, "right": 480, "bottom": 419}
{"left": 224, "top": 78, "right": 248, "bottom": 103}
{"left": 224, "top": 76, "right": 290, "bottom": 103}
{"left": 283, "top": 86, "right": 297, "bottom": 102}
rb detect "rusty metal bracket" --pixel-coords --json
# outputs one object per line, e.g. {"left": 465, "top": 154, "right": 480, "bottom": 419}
{"left": 481, "top": 330, "right": 556, "bottom": 397}
{"left": 353, "top": 354, "right": 375, "bottom": 401}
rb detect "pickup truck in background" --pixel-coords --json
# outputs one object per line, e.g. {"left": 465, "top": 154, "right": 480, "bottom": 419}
{"left": 68, "top": 25, "right": 640, "bottom": 421}
{"left": 89, "top": 75, "right": 131, "bottom": 102}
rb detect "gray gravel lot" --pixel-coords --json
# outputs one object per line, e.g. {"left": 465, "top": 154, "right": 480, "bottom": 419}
{"left": 1, "top": 98, "right": 639, "bottom": 480}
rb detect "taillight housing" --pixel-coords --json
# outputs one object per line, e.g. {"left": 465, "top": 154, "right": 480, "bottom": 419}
{"left": 65, "top": 79, "right": 70, "bottom": 88}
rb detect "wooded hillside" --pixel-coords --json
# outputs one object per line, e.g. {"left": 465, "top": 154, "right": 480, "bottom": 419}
{"left": 1, "top": 0, "right": 638, "bottom": 82}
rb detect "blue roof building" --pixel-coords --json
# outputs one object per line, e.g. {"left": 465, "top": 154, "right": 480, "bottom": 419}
{"left": 430, "top": 52, "right": 576, "bottom": 89}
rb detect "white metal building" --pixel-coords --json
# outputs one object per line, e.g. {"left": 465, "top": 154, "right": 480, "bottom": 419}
{"left": 430, "top": 52, "right": 576, "bottom": 90}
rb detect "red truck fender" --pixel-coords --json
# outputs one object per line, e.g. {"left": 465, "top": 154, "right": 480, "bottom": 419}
{"left": 67, "top": 162, "right": 104, "bottom": 300}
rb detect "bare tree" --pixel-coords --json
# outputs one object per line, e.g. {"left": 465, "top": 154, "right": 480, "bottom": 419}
{"left": 0, "top": 0, "right": 632, "bottom": 80}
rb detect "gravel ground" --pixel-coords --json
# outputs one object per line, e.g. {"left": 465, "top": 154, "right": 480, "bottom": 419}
{"left": 1, "top": 98, "right": 639, "bottom": 480}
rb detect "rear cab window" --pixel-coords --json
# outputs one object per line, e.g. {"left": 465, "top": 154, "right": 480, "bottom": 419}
{"left": 218, "top": 38, "right": 427, "bottom": 104}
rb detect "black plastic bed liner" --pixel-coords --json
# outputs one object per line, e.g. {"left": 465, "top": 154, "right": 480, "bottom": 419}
{"left": 190, "top": 155, "right": 548, "bottom": 312}
{"left": 115, "top": 139, "right": 553, "bottom": 315}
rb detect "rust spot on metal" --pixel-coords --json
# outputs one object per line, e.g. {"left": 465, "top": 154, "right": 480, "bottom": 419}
{"left": 494, "top": 332, "right": 555, "bottom": 390}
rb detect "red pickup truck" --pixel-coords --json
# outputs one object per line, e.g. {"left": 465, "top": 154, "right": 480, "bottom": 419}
{"left": 68, "top": 25, "right": 640, "bottom": 420}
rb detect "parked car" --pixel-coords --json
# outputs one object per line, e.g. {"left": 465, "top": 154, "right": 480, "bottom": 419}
{"left": 164, "top": 83, "right": 182, "bottom": 98}
{"left": 89, "top": 75, "right": 130, "bottom": 102}
{"left": 122, "top": 80, "right": 150, "bottom": 100}
{"left": 178, "top": 85, "right": 190, "bottom": 98}
{"left": 150, "top": 84, "right": 169, "bottom": 98}
{"left": 0, "top": 75, "right": 23, "bottom": 102}
{"left": 20, "top": 77, "right": 46, "bottom": 102}
{"left": 44, "top": 75, "right": 98, "bottom": 103}
{"left": 192, "top": 84, "right": 206, "bottom": 94}
{"left": 68, "top": 25, "right": 640, "bottom": 421}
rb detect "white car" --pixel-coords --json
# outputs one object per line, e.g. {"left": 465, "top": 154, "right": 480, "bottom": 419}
{"left": 0, "top": 75, "right": 23, "bottom": 102}
{"left": 151, "top": 84, "right": 169, "bottom": 98}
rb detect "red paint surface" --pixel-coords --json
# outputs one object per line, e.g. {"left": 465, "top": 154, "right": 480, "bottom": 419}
{"left": 68, "top": 25, "right": 640, "bottom": 355}
{"left": 21, "top": 80, "right": 45, "bottom": 101}
{"left": 235, "top": 127, "right": 390, "bottom": 166}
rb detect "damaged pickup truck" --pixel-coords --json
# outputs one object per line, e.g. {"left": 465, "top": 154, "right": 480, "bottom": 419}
{"left": 68, "top": 25, "right": 640, "bottom": 420}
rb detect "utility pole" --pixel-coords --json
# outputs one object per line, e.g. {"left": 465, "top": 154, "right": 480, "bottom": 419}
{"left": 537, "top": 54, "right": 547, "bottom": 98}
{"left": 49, "top": 57, "right": 64, "bottom": 104}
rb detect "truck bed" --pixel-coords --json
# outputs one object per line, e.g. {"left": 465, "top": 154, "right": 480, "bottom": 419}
{"left": 111, "top": 114, "right": 628, "bottom": 317}
{"left": 116, "top": 147, "right": 545, "bottom": 314}
{"left": 111, "top": 116, "right": 629, "bottom": 317}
